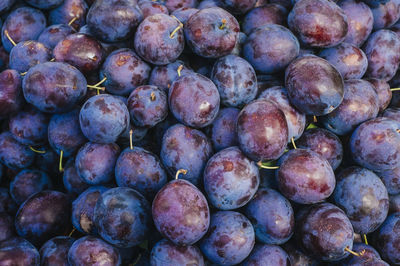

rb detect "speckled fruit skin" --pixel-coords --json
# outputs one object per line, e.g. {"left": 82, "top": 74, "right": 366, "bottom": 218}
{"left": 243, "top": 24, "right": 299, "bottom": 74}
{"left": 258, "top": 86, "right": 306, "bottom": 142}
{"left": 245, "top": 188, "right": 294, "bottom": 245}
{"left": 184, "top": 7, "right": 240, "bottom": 58}
{"left": 48, "top": 0, "right": 88, "bottom": 30}
{"left": 72, "top": 186, "right": 109, "bottom": 235}
{"left": 0, "top": 69, "right": 23, "bottom": 119}
{"left": 363, "top": 29, "right": 400, "bottom": 81}
{"left": 204, "top": 146, "right": 259, "bottom": 210}
{"left": 150, "top": 239, "right": 205, "bottom": 266}
{"left": 115, "top": 147, "right": 168, "bottom": 199}
{"left": 100, "top": 48, "right": 151, "bottom": 96}
{"left": 296, "top": 128, "right": 343, "bottom": 170}
{"left": 209, "top": 107, "right": 239, "bottom": 151}
{"left": 373, "top": 213, "right": 400, "bottom": 265}
{"left": 242, "top": 244, "right": 291, "bottom": 266}
{"left": 152, "top": 179, "right": 210, "bottom": 246}
{"left": 242, "top": 4, "right": 287, "bottom": 35}
{"left": 134, "top": 14, "right": 184, "bottom": 65}
{"left": 211, "top": 54, "right": 257, "bottom": 108}
{"left": 169, "top": 72, "right": 220, "bottom": 128}
{"left": 68, "top": 236, "right": 121, "bottom": 266}
{"left": 9, "top": 41, "right": 51, "bottom": 73}
{"left": 0, "top": 237, "right": 40, "bottom": 266}
{"left": 237, "top": 99, "right": 288, "bottom": 162}
{"left": 288, "top": 0, "right": 348, "bottom": 48}
{"left": 139, "top": 1, "right": 169, "bottom": 19}
{"left": 22, "top": 62, "right": 87, "bottom": 113}
{"left": 0, "top": 132, "right": 35, "bottom": 170}
{"left": 277, "top": 149, "right": 336, "bottom": 204}
{"left": 199, "top": 211, "right": 255, "bottom": 265}
{"left": 321, "top": 79, "right": 379, "bottom": 136}
{"left": 87, "top": 0, "right": 143, "bottom": 43}
{"left": 285, "top": 55, "right": 344, "bottom": 116}
{"left": 350, "top": 117, "right": 400, "bottom": 171}
{"left": 297, "top": 203, "right": 354, "bottom": 261}
{"left": 39, "top": 236, "right": 75, "bottom": 266}
{"left": 15, "top": 191, "right": 71, "bottom": 246}
{"left": 334, "top": 167, "right": 389, "bottom": 234}
{"left": 79, "top": 94, "right": 130, "bottom": 144}
{"left": 38, "top": 24, "right": 76, "bottom": 50}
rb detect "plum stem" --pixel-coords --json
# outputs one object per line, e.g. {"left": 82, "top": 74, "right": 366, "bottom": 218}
{"left": 169, "top": 18, "right": 183, "bottom": 39}
{"left": 150, "top": 92, "right": 156, "bottom": 101}
{"left": 313, "top": 116, "right": 318, "bottom": 123}
{"left": 68, "top": 227, "right": 76, "bottom": 237}
{"left": 50, "top": 58, "right": 55, "bottom": 62}
{"left": 68, "top": 17, "right": 78, "bottom": 26}
{"left": 257, "top": 161, "right": 279, "bottom": 169}
{"left": 59, "top": 150, "right": 64, "bottom": 172}
{"left": 306, "top": 123, "right": 318, "bottom": 130}
{"left": 129, "top": 129, "right": 133, "bottom": 150}
{"left": 291, "top": 137, "right": 297, "bottom": 149}
{"left": 177, "top": 65, "right": 183, "bottom": 77}
{"left": 175, "top": 169, "right": 187, "bottom": 179}
{"left": 20, "top": 72, "right": 27, "bottom": 76}
{"left": 29, "top": 146, "right": 46, "bottom": 154}
{"left": 344, "top": 247, "right": 365, "bottom": 257}
{"left": 219, "top": 19, "right": 227, "bottom": 30}
{"left": 4, "top": 30, "right": 16, "bottom": 46}
{"left": 87, "top": 77, "right": 107, "bottom": 94}
{"left": 131, "top": 253, "right": 142, "bottom": 266}
{"left": 363, "top": 234, "right": 368, "bottom": 245}
{"left": 391, "top": 88, "right": 400, "bottom": 91}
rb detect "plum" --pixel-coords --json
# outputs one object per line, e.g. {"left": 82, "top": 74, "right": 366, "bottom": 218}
{"left": 63, "top": 159, "right": 90, "bottom": 198}
{"left": 242, "top": 4, "right": 288, "bottom": 35}
{"left": 0, "top": 237, "right": 40, "bottom": 266}
{"left": 150, "top": 239, "right": 204, "bottom": 266}
{"left": 209, "top": 107, "right": 239, "bottom": 151}
{"left": 9, "top": 41, "right": 51, "bottom": 73}
{"left": 371, "top": 0, "right": 400, "bottom": 30}
{"left": 149, "top": 60, "right": 192, "bottom": 92}
{"left": 48, "top": 0, "right": 88, "bottom": 30}
{"left": 0, "top": 69, "right": 23, "bottom": 119}
{"left": 0, "top": 131, "right": 35, "bottom": 169}
{"left": 138, "top": 1, "right": 169, "bottom": 18}
{"left": 242, "top": 244, "right": 291, "bottom": 266}
{"left": 373, "top": 213, "right": 400, "bottom": 265}
{"left": 39, "top": 236, "right": 75, "bottom": 266}
{"left": 38, "top": 24, "right": 76, "bottom": 50}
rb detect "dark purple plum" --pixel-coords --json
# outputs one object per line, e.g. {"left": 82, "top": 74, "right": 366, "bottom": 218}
{"left": 209, "top": 107, "right": 239, "bottom": 151}
{"left": 48, "top": 109, "right": 87, "bottom": 157}
{"left": 94, "top": 187, "right": 151, "bottom": 248}
{"left": 0, "top": 131, "right": 35, "bottom": 169}
{"left": 288, "top": 0, "right": 348, "bottom": 48}
{"left": 340, "top": 242, "right": 381, "bottom": 265}
{"left": 9, "top": 106, "right": 49, "bottom": 146}
{"left": 338, "top": 0, "right": 373, "bottom": 47}
{"left": 1, "top": 7, "right": 46, "bottom": 52}
{"left": 25, "top": 0, "right": 63, "bottom": 9}
{"left": 75, "top": 142, "right": 120, "bottom": 185}
{"left": 115, "top": 147, "right": 168, "bottom": 198}
{"left": 296, "top": 128, "right": 343, "bottom": 170}
{"left": 350, "top": 117, "right": 400, "bottom": 171}
{"left": 199, "top": 211, "right": 255, "bottom": 265}
{"left": 371, "top": 0, "right": 400, "bottom": 30}
{"left": 160, "top": 124, "right": 213, "bottom": 186}
{"left": 242, "top": 4, "right": 288, "bottom": 35}
{"left": 237, "top": 99, "right": 288, "bottom": 162}
{"left": 382, "top": 107, "right": 400, "bottom": 121}
{"left": 389, "top": 194, "right": 400, "bottom": 212}
{"left": 149, "top": 60, "right": 192, "bottom": 92}
{"left": 152, "top": 179, "right": 210, "bottom": 245}
{"left": 245, "top": 188, "right": 294, "bottom": 245}
{"left": 367, "top": 78, "right": 392, "bottom": 112}
{"left": 283, "top": 241, "right": 319, "bottom": 266}
{"left": 363, "top": 29, "right": 400, "bottom": 81}
{"left": 0, "top": 237, "right": 40, "bottom": 266}
{"left": 321, "top": 79, "right": 379, "bottom": 135}
{"left": 211, "top": 54, "right": 257, "bottom": 107}
{"left": 9, "top": 41, "right": 51, "bottom": 73}
{"left": 0, "top": 213, "right": 14, "bottom": 242}
{"left": 138, "top": 1, "right": 169, "bottom": 18}
{"left": 0, "top": 69, "right": 23, "bottom": 119}
{"left": 243, "top": 24, "right": 299, "bottom": 74}
{"left": 0, "top": 188, "right": 17, "bottom": 214}
{"left": 204, "top": 146, "right": 259, "bottom": 210}
{"left": 150, "top": 239, "right": 204, "bottom": 266}
{"left": 230, "top": 31, "right": 247, "bottom": 56}
{"left": 23, "top": 62, "right": 87, "bottom": 113}
{"left": 0, "top": 45, "right": 9, "bottom": 71}
{"left": 54, "top": 33, "right": 105, "bottom": 75}
{"left": 163, "top": 0, "right": 197, "bottom": 12}
{"left": 169, "top": 72, "right": 220, "bottom": 128}
{"left": 10, "top": 169, "right": 52, "bottom": 205}
{"left": 277, "top": 149, "right": 336, "bottom": 204}
{"left": 184, "top": 7, "right": 240, "bottom": 58}
{"left": 63, "top": 159, "right": 90, "bottom": 198}
{"left": 285, "top": 55, "right": 344, "bottom": 116}
{"left": 39, "top": 236, "right": 75, "bottom": 266}
{"left": 319, "top": 43, "right": 368, "bottom": 80}
{"left": 0, "top": 0, "right": 16, "bottom": 14}
{"left": 100, "top": 48, "right": 151, "bottom": 96}
{"left": 68, "top": 236, "right": 121, "bottom": 266}
{"left": 127, "top": 85, "right": 168, "bottom": 128}
{"left": 38, "top": 24, "right": 76, "bottom": 50}
{"left": 171, "top": 7, "right": 198, "bottom": 24}
{"left": 49, "top": 0, "right": 88, "bottom": 30}
{"left": 334, "top": 167, "right": 389, "bottom": 234}
{"left": 258, "top": 86, "right": 306, "bottom": 141}
{"left": 242, "top": 244, "right": 290, "bottom": 266}
{"left": 219, "top": 0, "right": 256, "bottom": 14}
{"left": 79, "top": 94, "right": 130, "bottom": 144}
{"left": 72, "top": 186, "right": 109, "bottom": 235}
{"left": 377, "top": 167, "right": 400, "bottom": 195}
{"left": 134, "top": 14, "right": 184, "bottom": 65}
{"left": 87, "top": 0, "right": 143, "bottom": 43}
{"left": 297, "top": 203, "right": 354, "bottom": 261}
{"left": 373, "top": 213, "right": 400, "bottom": 264}
{"left": 15, "top": 190, "right": 71, "bottom": 245}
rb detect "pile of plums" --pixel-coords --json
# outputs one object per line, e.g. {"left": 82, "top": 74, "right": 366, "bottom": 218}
{"left": 1, "top": 0, "right": 400, "bottom": 265}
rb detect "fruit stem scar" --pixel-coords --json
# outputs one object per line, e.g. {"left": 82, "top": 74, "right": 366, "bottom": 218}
{"left": 344, "top": 247, "right": 365, "bottom": 257}
{"left": 59, "top": 150, "right": 64, "bottom": 172}
{"left": 291, "top": 137, "right": 297, "bottom": 149}
{"left": 177, "top": 65, "right": 183, "bottom": 77}
{"left": 4, "top": 30, "right": 16, "bottom": 46}
{"left": 175, "top": 169, "right": 187, "bottom": 179}
{"left": 363, "top": 234, "right": 368, "bottom": 245}
{"left": 150, "top": 92, "right": 156, "bottom": 101}
{"left": 29, "top": 146, "right": 46, "bottom": 154}
{"left": 68, "top": 17, "right": 78, "bottom": 26}
{"left": 391, "top": 88, "right": 400, "bottom": 91}
{"left": 68, "top": 227, "right": 76, "bottom": 237}
{"left": 257, "top": 161, "right": 279, "bottom": 169}
{"left": 219, "top": 19, "right": 227, "bottom": 30}
{"left": 129, "top": 129, "right": 133, "bottom": 150}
